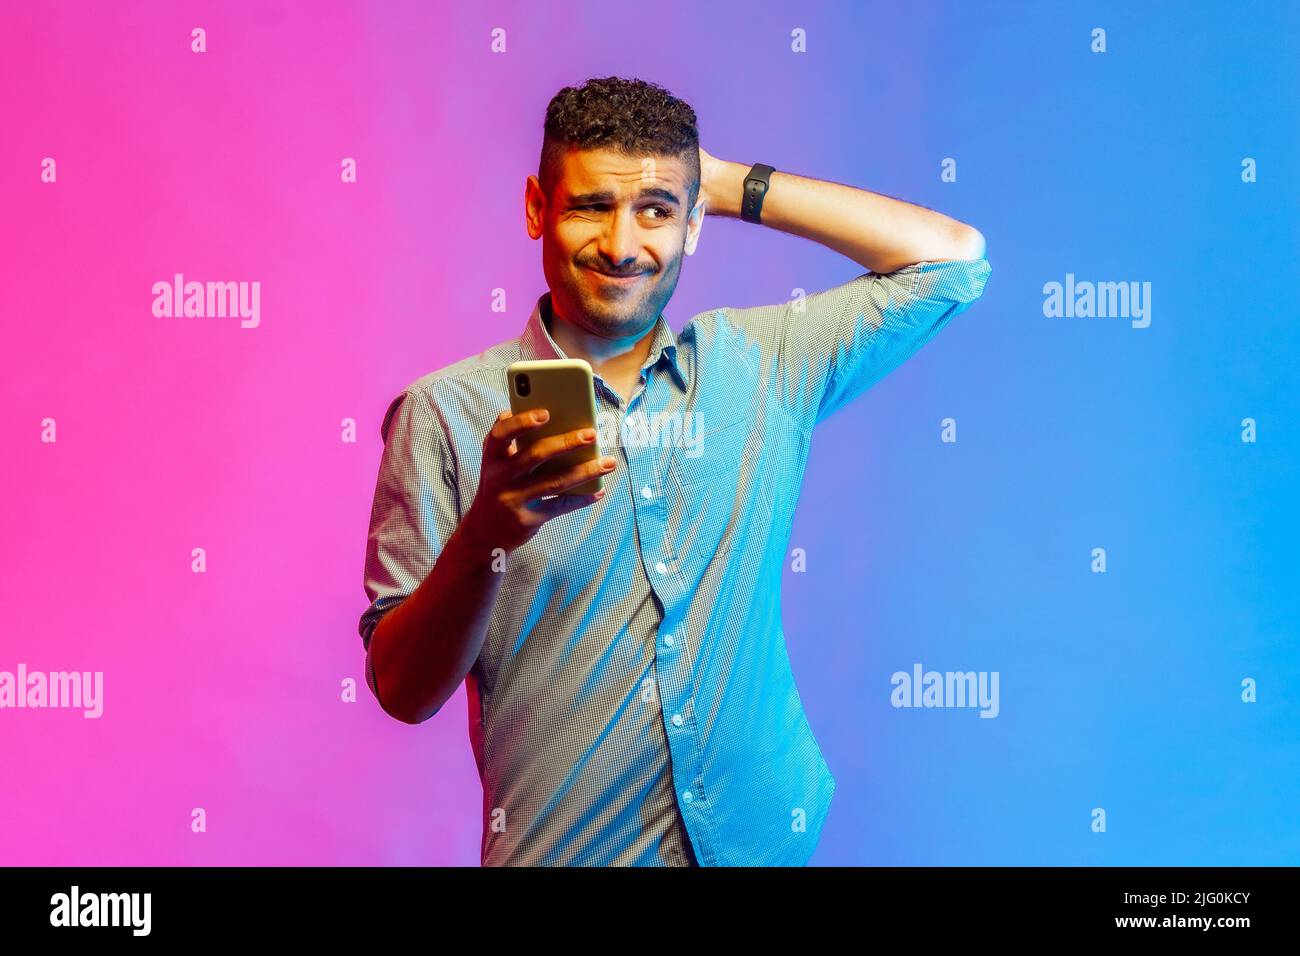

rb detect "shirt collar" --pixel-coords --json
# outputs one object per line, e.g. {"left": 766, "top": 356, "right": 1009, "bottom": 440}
{"left": 519, "top": 291, "right": 689, "bottom": 393}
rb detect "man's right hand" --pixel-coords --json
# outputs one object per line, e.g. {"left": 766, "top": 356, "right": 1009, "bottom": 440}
{"left": 460, "top": 408, "right": 618, "bottom": 555}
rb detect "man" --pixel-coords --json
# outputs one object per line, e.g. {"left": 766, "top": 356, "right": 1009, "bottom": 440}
{"left": 359, "top": 76, "right": 990, "bottom": 866}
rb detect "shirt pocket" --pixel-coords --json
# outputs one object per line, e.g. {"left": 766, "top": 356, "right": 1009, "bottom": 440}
{"left": 667, "top": 412, "right": 748, "bottom": 488}
{"left": 665, "top": 412, "right": 772, "bottom": 573}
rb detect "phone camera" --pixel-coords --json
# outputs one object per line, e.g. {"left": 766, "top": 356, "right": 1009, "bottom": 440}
{"left": 515, "top": 373, "right": 531, "bottom": 397}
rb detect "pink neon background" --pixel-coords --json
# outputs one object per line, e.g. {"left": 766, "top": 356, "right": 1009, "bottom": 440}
{"left": 3, "top": 0, "right": 936, "bottom": 865}
{"left": 7, "top": 0, "right": 925, "bottom": 868}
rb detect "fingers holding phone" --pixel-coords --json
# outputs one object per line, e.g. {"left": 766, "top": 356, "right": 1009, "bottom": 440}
{"left": 467, "top": 398, "right": 617, "bottom": 553}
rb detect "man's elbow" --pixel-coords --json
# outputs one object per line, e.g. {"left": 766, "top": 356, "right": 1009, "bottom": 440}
{"left": 366, "top": 620, "right": 440, "bottom": 725}
{"left": 375, "top": 683, "right": 430, "bottom": 725}
{"left": 937, "top": 228, "right": 991, "bottom": 308}
{"left": 952, "top": 225, "right": 987, "bottom": 261}
{"left": 372, "top": 674, "right": 441, "bottom": 725}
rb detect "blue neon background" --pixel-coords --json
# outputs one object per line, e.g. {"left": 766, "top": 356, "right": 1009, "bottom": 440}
{"left": 756, "top": 1, "right": 1300, "bottom": 864}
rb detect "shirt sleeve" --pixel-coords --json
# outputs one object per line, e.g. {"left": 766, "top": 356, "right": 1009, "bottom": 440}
{"left": 719, "top": 257, "right": 992, "bottom": 426}
{"left": 358, "top": 387, "right": 462, "bottom": 668}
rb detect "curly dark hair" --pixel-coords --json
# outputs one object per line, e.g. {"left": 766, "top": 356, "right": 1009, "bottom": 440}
{"left": 539, "top": 76, "right": 700, "bottom": 208}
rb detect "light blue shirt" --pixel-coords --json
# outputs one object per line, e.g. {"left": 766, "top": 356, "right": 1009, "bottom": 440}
{"left": 359, "top": 257, "right": 992, "bottom": 865}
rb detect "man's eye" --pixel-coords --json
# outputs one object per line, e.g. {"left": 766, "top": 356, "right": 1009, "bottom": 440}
{"left": 570, "top": 204, "right": 671, "bottom": 219}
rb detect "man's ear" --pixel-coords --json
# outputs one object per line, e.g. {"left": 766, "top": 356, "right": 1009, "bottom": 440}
{"left": 525, "top": 175, "right": 545, "bottom": 240}
{"left": 683, "top": 198, "right": 706, "bottom": 256}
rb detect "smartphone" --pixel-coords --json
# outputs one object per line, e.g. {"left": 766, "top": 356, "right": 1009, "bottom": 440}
{"left": 506, "top": 358, "right": 605, "bottom": 495}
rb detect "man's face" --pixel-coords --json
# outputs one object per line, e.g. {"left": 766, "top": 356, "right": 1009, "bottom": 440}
{"left": 526, "top": 146, "right": 705, "bottom": 341}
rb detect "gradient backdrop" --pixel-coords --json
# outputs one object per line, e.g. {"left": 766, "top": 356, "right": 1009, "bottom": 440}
{"left": 3, "top": 0, "right": 1298, "bottom": 866}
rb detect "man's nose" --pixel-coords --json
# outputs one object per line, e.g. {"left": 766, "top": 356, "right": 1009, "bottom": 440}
{"left": 596, "top": 206, "right": 639, "bottom": 271}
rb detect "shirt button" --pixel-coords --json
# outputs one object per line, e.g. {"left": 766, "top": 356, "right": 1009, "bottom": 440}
{"left": 655, "top": 561, "right": 668, "bottom": 575}
{"left": 641, "top": 485, "right": 654, "bottom": 499}
{"left": 663, "top": 634, "right": 674, "bottom": 647}
{"left": 683, "top": 790, "right": 693, "bottom": 803}
{"left": 672, "top": 713, "right": 684, "bottom": 727}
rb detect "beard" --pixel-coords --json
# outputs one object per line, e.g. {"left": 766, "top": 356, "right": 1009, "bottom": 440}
{"left": 553, "top": 250, "right": 683, "bottom": 339}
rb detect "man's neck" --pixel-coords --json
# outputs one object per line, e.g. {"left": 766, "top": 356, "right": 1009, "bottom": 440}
{"left": 545, "top": 296, "right": 658, "bottom": 403}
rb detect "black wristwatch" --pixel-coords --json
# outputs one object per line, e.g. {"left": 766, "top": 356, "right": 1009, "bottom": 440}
{"left": 740, "top": 163, "right": 776, "bottom": 223}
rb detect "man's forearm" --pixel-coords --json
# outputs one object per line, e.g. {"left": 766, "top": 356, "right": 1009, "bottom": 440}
{"left": 702, "top": 156, "right": 985, "bottom": 274}
{"left": 367, "top": 518, "right": 506, "bottom": 724}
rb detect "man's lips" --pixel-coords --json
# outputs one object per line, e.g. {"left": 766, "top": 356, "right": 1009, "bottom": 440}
{"left": 587, "top": 267, "right": 647, "bottom": 284}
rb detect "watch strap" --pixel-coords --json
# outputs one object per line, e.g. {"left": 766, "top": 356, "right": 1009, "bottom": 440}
{"left": 741, "top": 163, "right": 776, "bottom": 223}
